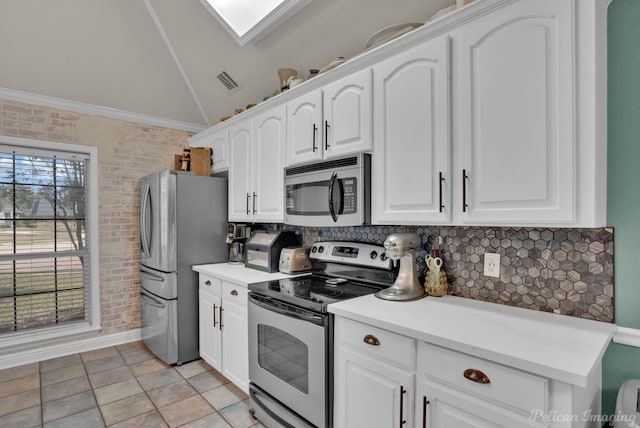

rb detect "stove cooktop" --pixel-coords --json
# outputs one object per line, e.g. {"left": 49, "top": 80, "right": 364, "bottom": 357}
{"left": 248, "top": 275, "right": 387, "bottom": 313}
{"left": 249, "top": 241, "right": 397, "bottom": 312}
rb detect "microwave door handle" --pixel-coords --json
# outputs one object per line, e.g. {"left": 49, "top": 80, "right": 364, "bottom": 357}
{"left": 337, "top": 176, "right": 345, "bottom": 214}
{"left": 328, "top": 172, "right": 338, "bottom": 222}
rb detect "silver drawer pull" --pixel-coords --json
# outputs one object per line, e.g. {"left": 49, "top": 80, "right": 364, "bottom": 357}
{"left": 463, "top": 368, "right": 491, "bottom": 384}
{"left": 363, "top": 334, "right": 380, "bottom": 346}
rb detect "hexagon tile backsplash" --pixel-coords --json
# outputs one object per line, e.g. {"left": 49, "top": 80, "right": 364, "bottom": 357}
{"left": 266, "top": 224, "right": 615, "bottom": 323}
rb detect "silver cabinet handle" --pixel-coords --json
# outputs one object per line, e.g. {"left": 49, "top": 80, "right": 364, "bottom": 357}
{"left": 462, "top": 169, "right": 469, "bottom": 212}
{"left": 312, "top": 123, "right": 318, "bottom": 152}
{"left": 439, "top": 172, "right": 444, "bottom": 213}
{"left": 252, "top": 192, "right": 257, "bottom": 214}
{"left": 246, "top": 193, "right": 250, "bottom": 215}
{"left": 422, "top": 396, "right": 430, "bottom": 428}
{"left": 399, "top": 385, "right": 407, "bottom": 427}
{"left": 324, "top": 120, "right": 330, "bottom": 150}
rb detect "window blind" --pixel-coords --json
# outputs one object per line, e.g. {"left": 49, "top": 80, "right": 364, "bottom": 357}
{"left": 0, "top": 149, "right": 91, "bottom": 334}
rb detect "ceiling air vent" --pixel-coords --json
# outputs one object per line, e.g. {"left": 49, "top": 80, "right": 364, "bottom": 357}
{"left": 216, "top": 70, "right": 241, "bottom": 95}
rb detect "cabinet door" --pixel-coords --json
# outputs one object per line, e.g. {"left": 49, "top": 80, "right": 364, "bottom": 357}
{"left": 286, "top": 89, "right": 323, "bottom": 166}
{"left": 209, "top": 128, "right": 229, "bottom": 173}
{"left": 252, "top": 106, "right": 286, "bottom": 222}
{"left": 228, "top": 120, "right": 252, "bottom": 221}
{"left": 455, "top": 0, "right": 574, "bottom": 225}
{"left": 416, "top": 378, "right": 547, "bottom": 428}
{"left": 372, "top": 35, "right": 451, "bottom": 225}
{"left": 221, "top": 299, "right": 248, "bottom": 393}
{"left": 198, "top": 290, "right": 222, "bottom": 371}
{"left": 334, "top": 347, "right": 414, "bottom": 428}
{"left": 323, "top": 68, "right": 372, "bottom": 159}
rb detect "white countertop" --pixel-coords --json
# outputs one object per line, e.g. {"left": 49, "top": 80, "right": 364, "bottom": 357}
{"left": 328, "top": 294, "right": 615, "bottom": 387}
{"left": 193, "top": 263, "right": 306, "bottom": 285}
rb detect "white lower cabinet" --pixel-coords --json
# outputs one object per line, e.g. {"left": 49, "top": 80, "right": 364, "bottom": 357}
{"left": 334, "top": 316, "right": 601, "bottom": 428}
{"left": 198, "top": 274, "right": 248, "bottom": 393}
{"left": 334, "top": 317, "right": 415, "bottom": 428}
{"left": 335, "top": 347, "right": 414, "bottom": 428}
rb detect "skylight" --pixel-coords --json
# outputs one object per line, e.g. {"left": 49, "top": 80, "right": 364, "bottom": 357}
{"left": 200, "top": 0, "right": 312, "bottom": 47}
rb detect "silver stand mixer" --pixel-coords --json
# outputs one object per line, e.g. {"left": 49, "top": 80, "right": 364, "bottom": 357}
{"left": 375, "top": 233, "right": 426, "bottom": 301}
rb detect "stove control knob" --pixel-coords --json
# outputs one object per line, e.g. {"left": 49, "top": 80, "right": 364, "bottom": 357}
{"left": 369, "top": 251, "right": 378, "bottom": 259}
{"left": 311, "top": 246, "right": 317, "bottom": 253}
{"left": 380, "top": 252, "right": 388, "bottom": 261}
{"left": 318, "top": 246, "right": 324, "bottom": 254}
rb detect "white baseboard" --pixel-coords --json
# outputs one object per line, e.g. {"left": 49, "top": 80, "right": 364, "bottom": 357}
{"left": 0, "top": 87, "right": 206, "bottom": 133}
{"left": 613, "top": 326, "right": 640, "bottom": 348}
{"left": 0, "top": 329, "right": 142, "bottom": 370}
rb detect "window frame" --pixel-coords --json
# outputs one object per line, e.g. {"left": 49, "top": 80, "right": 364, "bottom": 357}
{"left": 199, "top": 0, "right": 312, "bottom": 46}
{"left": 0, "top": 136, "right": 100, "bottom": 349}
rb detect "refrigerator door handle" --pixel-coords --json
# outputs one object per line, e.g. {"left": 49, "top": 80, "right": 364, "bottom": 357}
{"left": 140, "top": 182, "right": 152, "bottom": 259}
{"left": 141, "top": 289, "right": 166, "bottom": 308}
{"left": 140, "top": 269, "right": 166, "bottom": 283}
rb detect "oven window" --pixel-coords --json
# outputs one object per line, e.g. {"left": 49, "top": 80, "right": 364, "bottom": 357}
{"left": 257, "top": 324, "right": 309, "bottom": 394}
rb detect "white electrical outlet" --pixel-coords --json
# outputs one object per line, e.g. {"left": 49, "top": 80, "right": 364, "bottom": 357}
{"left": 484, "top": 252, "right": 501, "bottom": 278}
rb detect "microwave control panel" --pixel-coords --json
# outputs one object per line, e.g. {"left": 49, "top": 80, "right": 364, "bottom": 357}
{"left": 342, "top": 178, "right": 357, "bottom": 214}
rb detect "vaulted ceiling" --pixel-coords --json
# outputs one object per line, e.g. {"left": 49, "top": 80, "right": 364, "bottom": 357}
{"left": 0, "top": 0, "right": 452, "bottom": 130}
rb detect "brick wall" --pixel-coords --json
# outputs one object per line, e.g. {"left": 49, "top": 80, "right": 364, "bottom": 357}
{"left": 0, "top": 99, "right": 192, "bottom": 334}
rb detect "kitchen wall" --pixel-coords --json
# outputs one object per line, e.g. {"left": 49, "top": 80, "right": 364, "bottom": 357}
{"left": 0, "top": 98, "right": 191, "bottom": 338}
{"left": 267, "top": 224, "right": 614, "bottom": 323}
{"left": 601, "top": 0, "right": 640, "bottom": 417}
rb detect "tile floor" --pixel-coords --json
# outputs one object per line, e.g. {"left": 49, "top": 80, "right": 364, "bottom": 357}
{"left": 0, "top": 341, "right": 266, "bottom": 428}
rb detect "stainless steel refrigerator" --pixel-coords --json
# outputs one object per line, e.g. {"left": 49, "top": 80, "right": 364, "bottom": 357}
{"left": 139, "top": 170, "right": 227, "bottom": 365}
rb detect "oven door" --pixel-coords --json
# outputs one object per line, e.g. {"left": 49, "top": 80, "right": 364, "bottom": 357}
{"left": 248, "top": 293, "right": 328, "bottom": 428}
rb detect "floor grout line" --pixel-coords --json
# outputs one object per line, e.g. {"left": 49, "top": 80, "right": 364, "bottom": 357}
{"left": 0, "top": 344, "right": 261, "bottom": 428}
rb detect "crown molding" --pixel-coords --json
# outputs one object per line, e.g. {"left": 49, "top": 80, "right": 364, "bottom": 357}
{"left": 0, "top": 87, "right": 207, "bottom": 133}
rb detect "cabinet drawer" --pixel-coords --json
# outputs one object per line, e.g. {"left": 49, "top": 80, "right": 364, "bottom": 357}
{"left": 418, "top": 342, "right": 548, "bottom": 414}
{"left": 222, "top": 281, "right": 247, "bottom": 307}
{"left": 199, "top": 275, "right": 222, "bottom": 296}
{"left": 335, "top": 318, "right": 415, "bottom": 369}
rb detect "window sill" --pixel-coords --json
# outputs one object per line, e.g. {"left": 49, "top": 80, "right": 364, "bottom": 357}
{"left": 0, "top": 322, "right": 102, "bottom": 353}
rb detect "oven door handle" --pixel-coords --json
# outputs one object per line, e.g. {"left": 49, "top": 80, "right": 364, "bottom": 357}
{"left": 249, "top": 294, "right": 325, "bottom": 326}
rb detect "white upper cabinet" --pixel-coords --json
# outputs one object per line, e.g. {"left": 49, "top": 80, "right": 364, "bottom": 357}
{"left": 191, "top": 0, "right": 607, "bottom": 227}
{"left": 228, "top": 120, "right": 253, "bottom": 221}
{"left": 208, "top": 128, "right": 229, "bottom": 173}
{"left": 454, "top": 0, "right": 576, "bottom": 225}
{"left": 286, "top": 89, "right": 323, "bottom": 165}
{"left": 372, "top": 35, "right": 451, "bottom": 225}
{"left": 286, "top": 68, "right": 372, "bottom": 166}
{"left": 187, "top": 127, "right": 229, "bottom": 173}
{"left": 228, "top": 106, "right": 286, "bottom": 223}
{"left": 251, "top": 105, "right": 286, "bottom": 222}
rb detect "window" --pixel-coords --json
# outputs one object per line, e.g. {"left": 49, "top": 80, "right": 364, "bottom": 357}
{"left": 0, "top": 137, "right": 99, "bottom": 347}
{"left": 200, "top": 0, "right": 312, "bottom": 46}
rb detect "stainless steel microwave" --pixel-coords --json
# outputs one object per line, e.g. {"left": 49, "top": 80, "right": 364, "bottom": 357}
{"left": 284, "top": 153, "right": 370, "bottom": 227}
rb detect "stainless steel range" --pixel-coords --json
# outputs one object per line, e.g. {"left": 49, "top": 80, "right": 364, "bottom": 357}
{"left": 247, "top": 241, "right": 395, "bottom": 428}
